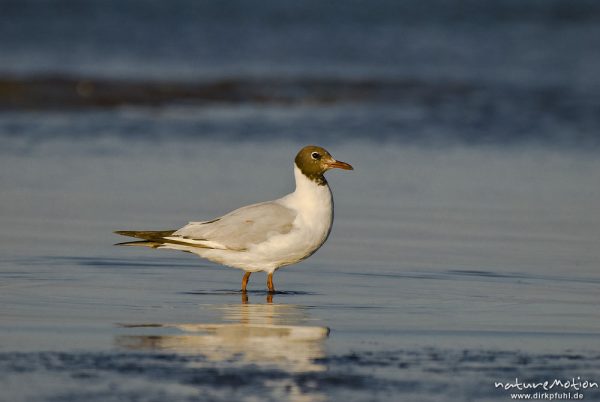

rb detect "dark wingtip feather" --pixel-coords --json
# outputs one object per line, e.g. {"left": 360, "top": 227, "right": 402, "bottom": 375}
{"left": 114, "top": 240, "right": 163, "bottom": 248}
{"left": 114, "top": 230, "right": 176, "bottom": 240}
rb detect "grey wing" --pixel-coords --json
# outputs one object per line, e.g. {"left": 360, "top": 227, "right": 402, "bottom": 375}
{"left": 171, "top": 201, "right": 297, "bottom": 251}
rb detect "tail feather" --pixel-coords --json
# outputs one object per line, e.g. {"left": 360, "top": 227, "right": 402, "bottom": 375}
{"left": 114, "top": 230, "right": 176, "bottom": 241}
{"left": 114, "top": 230, "right": 176, "bottom": 248}
{"left": 114, "top": 229, "right": 216, "bottom": 251}
{"left": 114, "top": 229, "right": 211, "bottom": 250}
{"left": 115, "top": 240, "right": 164, "bottom": 248}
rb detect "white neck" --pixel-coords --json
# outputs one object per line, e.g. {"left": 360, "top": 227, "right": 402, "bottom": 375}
{"left": 285, "top": 164, "right": 333, "bottom": 213}
{"left": 270, "top": 164, "right": 335, "bottom": 264}
{"left": 294, "top": 162, "right": 328, "bottom": 190}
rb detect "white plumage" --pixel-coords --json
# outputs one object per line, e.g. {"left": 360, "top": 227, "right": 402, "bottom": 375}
{"left": 163, "top": 166, "right": 333, "bottom": 273}
{"left": 115, "top": 145, "right": 352, "bottom": 292}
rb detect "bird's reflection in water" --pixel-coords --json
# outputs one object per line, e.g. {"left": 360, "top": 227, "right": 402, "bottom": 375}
{"left": 115, "top": 293, "right": 329, "bottom": 373}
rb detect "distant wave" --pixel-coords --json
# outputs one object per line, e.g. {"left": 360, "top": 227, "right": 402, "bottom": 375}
{"left": 1, "top": 74, "right": 599, "bottom": 148}
{"left": 0, "top": 74, "right": 597, "bottom": 109}
{"left": 0, "top": 74, "right": 479, "bottom": 109}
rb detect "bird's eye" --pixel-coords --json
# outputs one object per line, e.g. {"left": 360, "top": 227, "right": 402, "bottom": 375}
{"left": 311, "top": 152, "right": 321, "bottom": 160}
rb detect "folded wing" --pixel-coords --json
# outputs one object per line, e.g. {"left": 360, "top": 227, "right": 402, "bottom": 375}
{"left": 171, "top": 201, "right": 297, "bottom": 251}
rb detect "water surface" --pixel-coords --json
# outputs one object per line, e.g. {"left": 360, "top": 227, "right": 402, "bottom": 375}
{"left": 2, "top": 137, "right": 600, "bottom": 401}
{"left": 1, "top": 1, "right": 600, "bottom": 400}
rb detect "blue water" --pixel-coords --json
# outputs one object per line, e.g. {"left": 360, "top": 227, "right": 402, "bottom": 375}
{"left": 2, "top": 0, "right": 600, "bottom": 147}
{"left": 2, "top": 0, "right": 600, "bottom": 88}
{"left": 1, "top": 1, "right": 600, "bottom": 401}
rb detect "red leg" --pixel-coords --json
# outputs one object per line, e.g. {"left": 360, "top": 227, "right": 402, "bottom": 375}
{"left": 267, "top": 272, "right": 275, "bottom": 293}
{"left": 241, "top": 272, "right": 251, "bottom": 292}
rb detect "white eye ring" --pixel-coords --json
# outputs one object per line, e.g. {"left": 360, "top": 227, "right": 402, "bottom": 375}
{"left": 311, "top": 152, "right": 321, "bottom": 160}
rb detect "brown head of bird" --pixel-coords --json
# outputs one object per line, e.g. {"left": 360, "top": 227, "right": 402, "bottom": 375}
{"left": 294, "top": 145, "right": 353, "bottom": 185}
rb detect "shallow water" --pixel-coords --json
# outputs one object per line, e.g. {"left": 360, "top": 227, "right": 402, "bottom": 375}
{"left": 1, "top": 135, "right": 600, "bottom": 401}
{"left": 2, "top": 1, "right": 600, "bottom": 400}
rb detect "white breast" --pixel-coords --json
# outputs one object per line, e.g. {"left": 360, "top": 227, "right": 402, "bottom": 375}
{"left": 179, "top": 165, "right": 334, "bottom": 273}
{"left": 275, "top": 165, "right": 334, "bottom": 262}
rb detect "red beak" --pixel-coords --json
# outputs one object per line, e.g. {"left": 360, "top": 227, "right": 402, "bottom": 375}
{"left": 326, "top": 160, "right": 354, "bottom": 170}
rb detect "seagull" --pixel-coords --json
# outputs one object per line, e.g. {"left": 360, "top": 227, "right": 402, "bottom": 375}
{"left": 115, "top": 145, "right": 353, "bottom": 293}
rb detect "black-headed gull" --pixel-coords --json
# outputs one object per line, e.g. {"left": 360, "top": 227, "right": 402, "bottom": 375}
{"left": 115, "top": 145, "right": 353, "bottom": 292}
